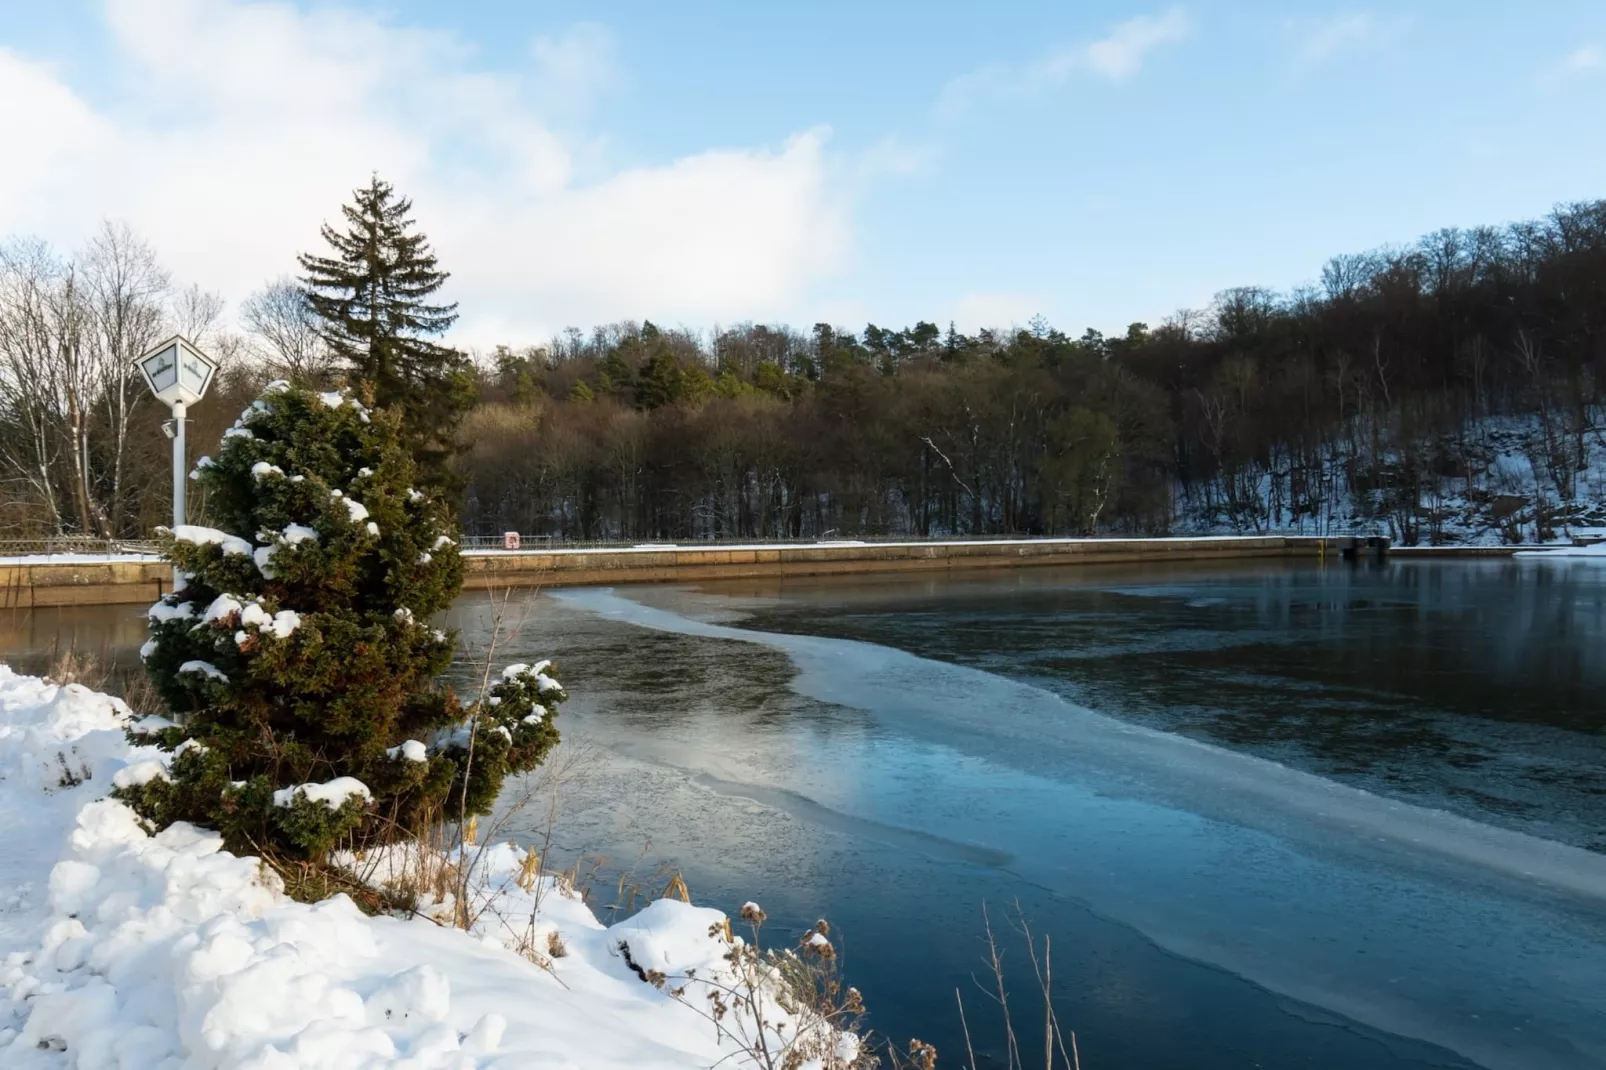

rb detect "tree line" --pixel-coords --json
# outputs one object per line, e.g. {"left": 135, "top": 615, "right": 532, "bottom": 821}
{"left": 3, "top": 184, "right": 1603, "bottom": 545}
{"left": 458, "top": 200, "right": 1606, "bottom": 544}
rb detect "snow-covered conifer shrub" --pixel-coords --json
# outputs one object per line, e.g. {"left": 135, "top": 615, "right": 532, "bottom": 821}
{"left": 120, "top": 383, "right": 564, "bottom": 863}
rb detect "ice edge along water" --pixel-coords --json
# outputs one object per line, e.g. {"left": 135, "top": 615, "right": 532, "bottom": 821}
{"left": 552, "top": 586, "right": 1606, "bottom": 1070}
{"left": 552, "top": 588, "right": 1606, "bottom": 901}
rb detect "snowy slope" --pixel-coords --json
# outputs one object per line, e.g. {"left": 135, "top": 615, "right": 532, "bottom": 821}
{"left": 0, "top": 667, "right": 859, "bottom": 1069}
{"left": 1171, "top": 411, "right": 1606, "bottom": 543}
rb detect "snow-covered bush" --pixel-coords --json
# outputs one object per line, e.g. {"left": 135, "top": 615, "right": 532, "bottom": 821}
{"left": 123, "top": 383, "right": 564, "bottom": 864}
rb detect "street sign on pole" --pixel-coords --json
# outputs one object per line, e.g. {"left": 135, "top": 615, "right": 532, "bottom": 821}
{"left": 137, "top": 335, "right": 217, "bottom": 409}
{"left": 136, "top": 336, "right": 219, "bottom": 588}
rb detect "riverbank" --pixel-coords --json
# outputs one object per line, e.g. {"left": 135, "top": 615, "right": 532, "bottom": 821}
{"left": 0, "top": 535, "right": 1535, "bottom": 607}
{"left": 0, "top": 667, "right": 860, "bottom": 1067}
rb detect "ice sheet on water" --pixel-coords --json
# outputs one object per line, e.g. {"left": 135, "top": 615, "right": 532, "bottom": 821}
{"left": 553, "top": 586, "right": 1606, "bottom": 1070}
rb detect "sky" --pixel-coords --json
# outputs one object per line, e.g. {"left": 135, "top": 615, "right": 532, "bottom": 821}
{"left": 2, "top": 0, "right": 1605, "bottom": 349}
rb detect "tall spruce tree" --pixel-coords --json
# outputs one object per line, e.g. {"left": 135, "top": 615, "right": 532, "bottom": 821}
{"left": 119, "top": 383, "right": 563, "bottom": 868}
{"left": 299, "top": 176, "right": 475, "bottom": 489}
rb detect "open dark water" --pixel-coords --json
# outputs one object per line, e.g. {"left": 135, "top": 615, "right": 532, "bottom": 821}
{"left": 6, "top": 558, "right": 1605, "bottom": 1068}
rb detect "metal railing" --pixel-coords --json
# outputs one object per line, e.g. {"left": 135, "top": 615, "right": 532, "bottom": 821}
{"left": 0, "top": 537, "right": 161, "bottom": 558}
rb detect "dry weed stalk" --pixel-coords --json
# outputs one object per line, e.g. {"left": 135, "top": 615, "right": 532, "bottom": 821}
{"left": 631, "top": 904, "right": 874, "bottom": 1070}
{"left": 324, "top": 583, "right": 580, "bottom": 933}
{"left": 451, "top": 587, "right": 527, "bottom": 919}
{"left": 952, "top": 902, "right": 1081, "bottom": 1070}
{"left": 44, "top": 643, "right": 164, "bottom": 716}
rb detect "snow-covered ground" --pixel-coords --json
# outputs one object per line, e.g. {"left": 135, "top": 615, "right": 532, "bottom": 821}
{"left": 1514, "top": 542, "right": 1606, "bottom": 558}
{"left": 0, "top": 667, "right": 860, "bottom": 1069}
{"left": 1170, "top": 412, "right": 1606, "bottom": 544}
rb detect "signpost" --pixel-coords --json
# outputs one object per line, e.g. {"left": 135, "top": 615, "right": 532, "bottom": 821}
{"left": 136, "top": 336, "right": 219, "bottom": 585}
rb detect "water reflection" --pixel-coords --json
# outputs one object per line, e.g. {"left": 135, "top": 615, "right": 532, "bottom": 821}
{"left": 0, "top": 603, "right": 148, "bottom": 676}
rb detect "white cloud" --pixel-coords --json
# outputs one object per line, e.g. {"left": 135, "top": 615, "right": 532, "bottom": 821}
{"left": 1533, "top": 42, "right": 1605, "bottom": 90}
{"left": 952, "top": 292, "right": 1040, "bottom": 333}
{"left": 939, "top": 8, "right": 1191, "bottom": 115}
{"left": 0, "top": 0, "right": 853, "bottom": 347}
{"left": 853, "top": 136, "right": 938, "bottom": 181}
{"left": 1558, "top": 44, "right": 1604, "bottom": 76}
{"left": 530, "top": 22, "right": 618, "bottom": 114}
{"left": 0, "top": 49, "right": 109, "bottom": 212}
{"left": 1286, "top": 12, "right": 1405, "bottom": 67}
{"left": 444, "top": 130, "right": 847, "bottom": 343}
{"left": 1082, "top": 8, "right": 1194, "bottom": 80}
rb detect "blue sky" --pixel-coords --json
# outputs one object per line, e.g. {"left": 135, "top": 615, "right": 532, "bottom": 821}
{"left": 2, "top": 1, "right": 1604, "bottom": 346}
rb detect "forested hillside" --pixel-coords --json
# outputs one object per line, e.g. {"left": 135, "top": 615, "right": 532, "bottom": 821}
{"left": 459, "top": 200, "right": 1606, "bottom": 545}
{"left": 5, "top": 201, "right": 1606, "bottom": 546}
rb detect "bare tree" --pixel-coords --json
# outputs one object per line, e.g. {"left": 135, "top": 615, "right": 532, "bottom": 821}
{"left": 83, "top": 221, "right": 169, "bottom": 533}
{"left": 171, "top": 283, "right": 224, "bottom": 344}
{"left": 41, "top": 252, "right": 101, "bottom": 536}
{"left": 0, "top": 225, "right": 174, "bottom": 537}
{"left": 0, "top": 240, "right": 70, "bottom": 533}
{"left": 242, "top": 277, "right": 330, "bottom": 383}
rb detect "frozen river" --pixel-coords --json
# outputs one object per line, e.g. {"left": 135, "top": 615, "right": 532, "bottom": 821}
{"left": 470, "top": 559, "right": 1606, "bottom": 1069}
{"left": 10, "top": 557, "right": 1604, "bottom": 1067}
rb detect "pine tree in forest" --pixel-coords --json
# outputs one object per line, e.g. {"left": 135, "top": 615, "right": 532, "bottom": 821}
{"left": 635, "top": 349, "right": 686, "bottom": 410}
{"left": 299, "top": 176, "right": 475, "bottom": 489}
{"left": 118, "top": 382, "right": 563, "bottom": 870}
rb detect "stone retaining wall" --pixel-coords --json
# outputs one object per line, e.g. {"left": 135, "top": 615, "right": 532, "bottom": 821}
{"left": 0, "top": 561, "right": 172, "bottom": 608}
{"left": 0, "top": 536, "right": 1522, "bottom": 607}
{"left": 461, "top": 536, "right": 1314, "bottom": 590}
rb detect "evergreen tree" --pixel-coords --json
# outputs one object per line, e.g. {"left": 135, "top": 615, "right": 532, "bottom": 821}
{"left": 119, "top": 382, "right": 563, "bottom": 867}
{"left": 299, "top": 176, "right": 475, "bottom": 488}
{"left": 635, "top": 349, "right": 686, "bottom": 409}
{"left": 596, "top": 348, "right": 635, "bottom": 401}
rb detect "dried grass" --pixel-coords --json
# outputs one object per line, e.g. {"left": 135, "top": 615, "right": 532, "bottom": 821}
{"left": 43, "top": 643, "right": 164, "bottom": 717}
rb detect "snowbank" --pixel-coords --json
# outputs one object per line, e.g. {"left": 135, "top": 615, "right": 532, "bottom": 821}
{"left": 0, "top": 667, "right": 862, "bottom": 1068}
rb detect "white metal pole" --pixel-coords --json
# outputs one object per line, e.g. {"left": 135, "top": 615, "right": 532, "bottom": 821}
{"left": 172, "top": 401, "right": 187, "bottom": 590}
{"left": 172, "top": 401, "right": 186, "bottom": 528}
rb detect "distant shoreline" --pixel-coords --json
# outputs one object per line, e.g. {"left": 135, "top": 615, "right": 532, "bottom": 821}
{"left": 0, "top": 535, "right": 1539, "bottom": 608}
